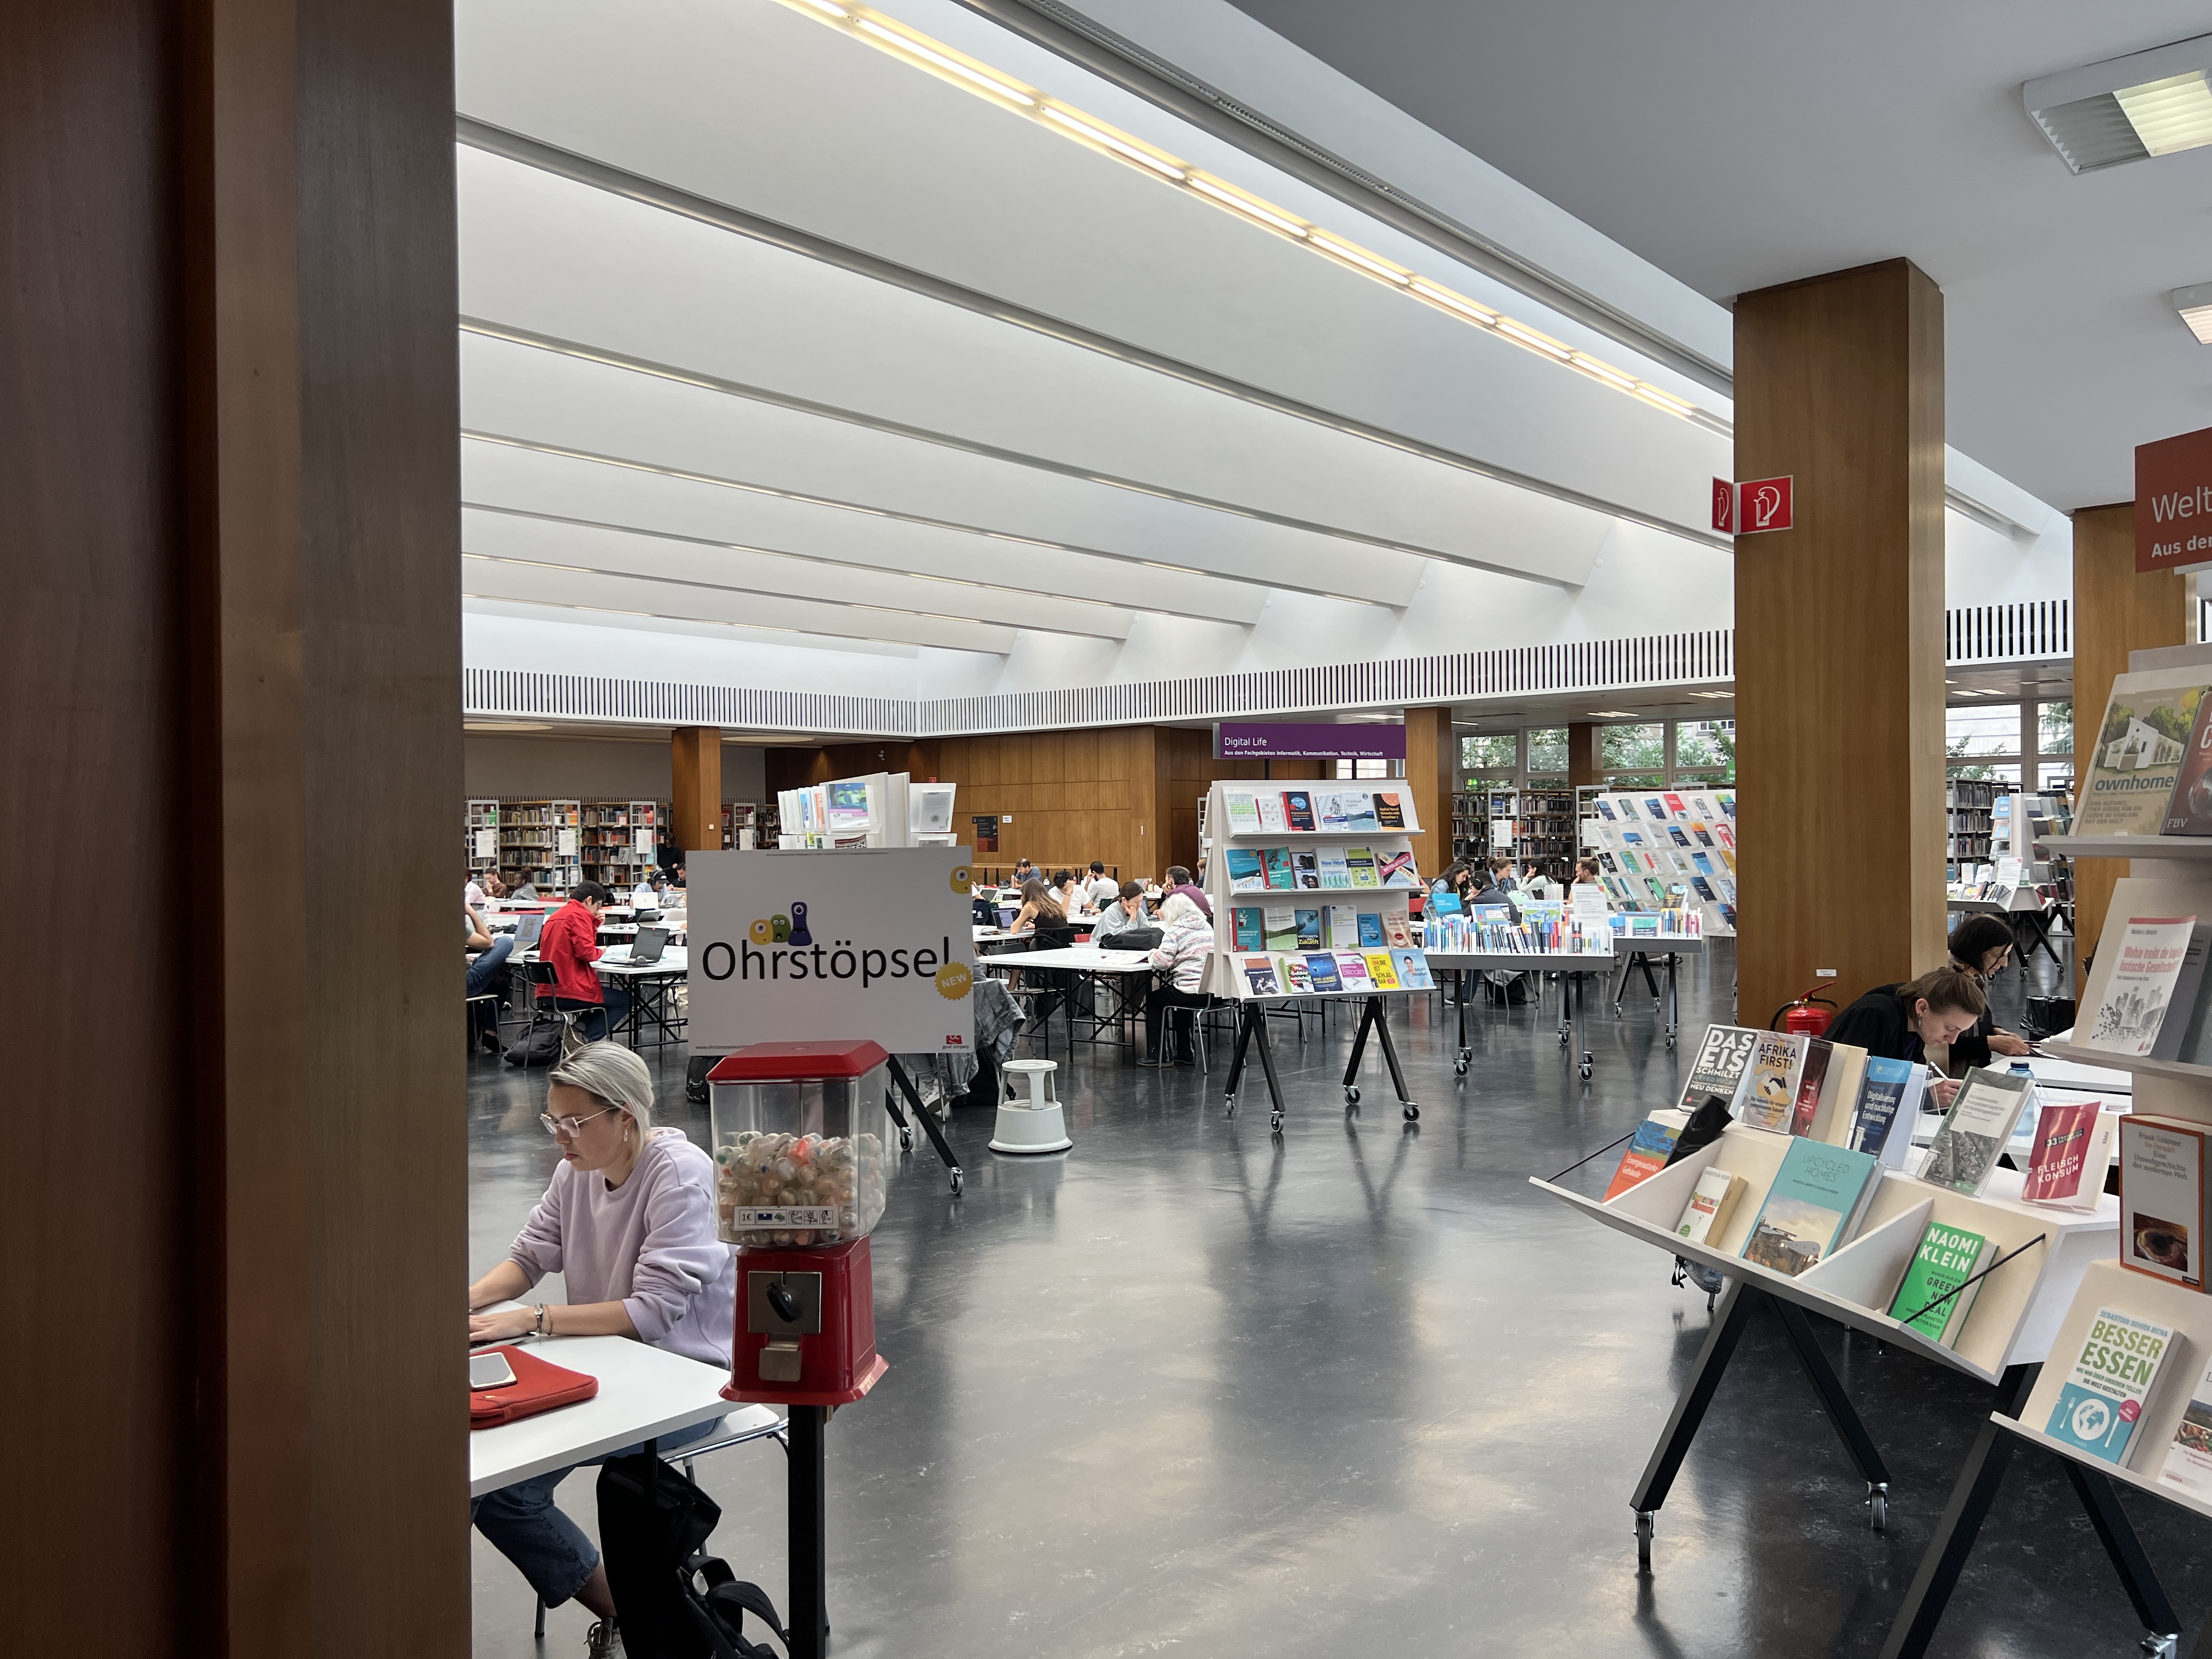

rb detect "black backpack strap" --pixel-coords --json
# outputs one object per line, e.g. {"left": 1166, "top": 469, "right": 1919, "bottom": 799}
{"left": 682, "top": 1551, "right": 788, "bottom": 1659}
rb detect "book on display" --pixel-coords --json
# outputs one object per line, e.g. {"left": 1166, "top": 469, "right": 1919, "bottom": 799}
{"left": 2166, "top": 695, "right": 2212, "bottom": 836}
{"left": 1232, "top": 907, "right": 1264, "bottom": 951}
{"left": 1809, "top": 1042, "right": 1869, "bottom": 1145}
{"left": 2021, "top": 1102, "right": 2117, "bottom": 1209}
{"left": 1226, "top": 849, "right": 1267, "bottom": 891}
{"left": 1739, "top": 1138, "right": 1881, "bottom": 1278}
{"left": 1604, "top": 1109, "right": 1689, "bottom": 1201}
{"left": 1377, "top": 849, "right": 1418, "bottom": 887}
{"left": 2085, "top": 915, "right": 2199, "bottom": 1056}
{"left": 1255, "top": 793, "right": 1289, "bottom": 833}
{"left": 1280, "top": 955, "right": 1314, "bottom": 994}
{"left": 1224, "top": 793, "right": 1260, "bottom": 834}
{"left": 1678, "top": 1025, "right": 1760, "bottom": 1116}
{"left": 1283, "top": 792, "right": 1317, "bottom": 833}
{"left": 1920, "top": 1068, "right": 2036, "bottom": 1197}
{"left": 1383, "top": 913, "right": 1413, "bottom": 948}
{"left": 1886, "top": 1221, "right": 1989, "bottom": 1348}
{"left": 2159, "top": 1358, "right": 2212, "bottom": 1498}
{"left": 1294, "top": 909, "right": 1323, "bottom": 950}
{"left": 1363, "top": 951, "right": 1401, "bottom": 990}
{"left": 1390, "top": 948, "right": 1433, "bottom": 990}
{"left": 1848, "top": 1058, "right": 1926, "bottom": 1166}
{"left": 1293, "top": 850, "right": 1321, "bottom": 890}
{"left": 1335, "top": 952, "right": 1373, "bottom": 990}
{"left": 2076, "top": 669, "right": 2210, "bottom": 836}
{"left": 1326, "top": 904, "right": 1359, "bottom": 947}
{"left": 1262, "top": 847, "right": 1295, "bottom": 890}
{"left": 1357, "top": 912, "right": 1385, "bottom": 947}
{"left": 1345, "top": 847, "right": 1379, "bottom": 887}
{"left": 1241, "top": 956, "right": 1282, "bottom": 996}
{"left": 2045, "top": 1309, "right": 2175, "bottom": 1465}
{"left": 1263, "top": 906, "right": 1299, "bottom": 951}
{"left": 2150, "top": 922, "right": 2212, "bottom": 1060}
{"left": 1317, "top": 847, "right": 1352, "bottom": 888}
{"left": 1305, "top": 953, "right": 1343, "bottom": 993}
{"left": 1673, "top": 1166, "right": 1744, "bottom": 1246}
{"left": 1739, "top": 1031, "right": 1809, "bottom": 1135}
{"left": 2120, "top": 1116, "right": 2212, "bottom": 1291}
{"left": 1788, "top": 1041, "right": 1835, "bottom": 1137}
{"left": 1373, "top": 792, "right": 1407, "bottom": 829}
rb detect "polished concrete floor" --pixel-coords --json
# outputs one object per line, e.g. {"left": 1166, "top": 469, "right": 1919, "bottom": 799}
{"left": 469, "top": 941, "right": 2212, "bottom": 1658}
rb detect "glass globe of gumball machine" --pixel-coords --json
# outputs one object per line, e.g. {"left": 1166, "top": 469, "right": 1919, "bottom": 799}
{"left": 707, "top": 1040, "right": 894, "bottom": 1659}
{"left": 707, "top": 1040, "right": 893, "bottom": 1406}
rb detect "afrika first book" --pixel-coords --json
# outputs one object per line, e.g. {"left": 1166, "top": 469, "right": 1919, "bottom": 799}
{"left": 1739, "top": 1030, "right": 1809, "bottom": 1135}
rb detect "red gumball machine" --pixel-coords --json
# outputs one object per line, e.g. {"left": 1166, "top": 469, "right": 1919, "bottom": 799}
{"left": 707, "top": 1040, "right": 894, "bottom": 1659}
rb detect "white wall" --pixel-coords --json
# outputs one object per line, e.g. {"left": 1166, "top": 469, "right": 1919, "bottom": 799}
{"left": 465, "top": 733, "right": 769, "bottom": 802}
{"left": 1944, "top": 508, "right": 2074, "bottom": 610}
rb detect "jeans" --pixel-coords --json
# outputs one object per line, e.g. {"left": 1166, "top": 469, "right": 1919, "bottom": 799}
{"left": 467, "top": 935, "right": 514, "bottom": 999}
{"left": 552, "top": 984, "right": 631, "bottom": 1042}
{"left": 1143, "top": 985, "right": 1208, "bottom": 1060}
{"left": 472, "top": 1413, "right": 720, "bottom": 1606}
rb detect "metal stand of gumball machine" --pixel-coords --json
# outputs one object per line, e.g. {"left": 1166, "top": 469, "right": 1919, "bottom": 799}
{"left": 708, "top": 1042, "right": 895, "bottom": 1659}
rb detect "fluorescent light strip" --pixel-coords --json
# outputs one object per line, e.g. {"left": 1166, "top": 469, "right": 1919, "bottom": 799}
{"left": 1040, "top": 105, "right": 1184, "bottom": 180}
{"left": 2116, "top": 71, "right": 2212, "bottom": 156}
{"left": 2181, "top": 302, "right": 2212, "bottom": 346}
{"left": 853, "top": 18, "right": 1034, "bottom": 105}
{"left": 777, "top": 0, "right": 1724, "bottom": 432}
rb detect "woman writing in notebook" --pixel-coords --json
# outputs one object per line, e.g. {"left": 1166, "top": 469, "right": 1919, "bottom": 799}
{"left": 1824, "top": 964, "right": 1990, "bottom": 1110}
{"left": 466, "top": 1044, "right": 736, "bottom": 1659}
{"left": 1942, "top": 914, "right": 2033, "bottom": 1068}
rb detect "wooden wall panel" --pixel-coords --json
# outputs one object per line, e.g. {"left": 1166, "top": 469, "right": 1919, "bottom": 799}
{"left": 1735, "top": 259, "right": 1947, "bottom": 1028}
{"left": 1405, "top": 707, "right": 1454, "bottom": 879}
{"left": 1566, "top": 721, "right": 1601, "bottom": 789}
{"left": 2072, "top": 503, "right": 2190, "bottom": 959}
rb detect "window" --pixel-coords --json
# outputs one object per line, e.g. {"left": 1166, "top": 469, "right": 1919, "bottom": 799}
{"left": 1674, "top": 719, "right": 1734, "bottom": 784}
{"left": 1332, "top": 757, "right": 1393, "bottom": 778}
{"left": 2039, "top": 699, "right": 2072, "bottom": 757}
{"left": 1600, "top": 723, "right": 1665, "bottom": 788}
{"left": 1946, "top": 702, "right": 2021, "bottom": 759}
{"left": 1525, "top": 726, "right": 1568, "bottom": 776}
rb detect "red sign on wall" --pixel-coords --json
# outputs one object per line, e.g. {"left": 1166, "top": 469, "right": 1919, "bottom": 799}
{"left": 2138, "top": 425, "right": 2212, "bottom": 574}
{"left": 1712, "top": 476, "right": 1794, "bottom": 537}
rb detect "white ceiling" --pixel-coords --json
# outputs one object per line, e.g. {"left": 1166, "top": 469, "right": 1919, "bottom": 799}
{"left": 453, "top": 0, "right": 1751, "bottom": 685}
{"left": 1222, "top": 0, "right": 2212, "bottom": 509}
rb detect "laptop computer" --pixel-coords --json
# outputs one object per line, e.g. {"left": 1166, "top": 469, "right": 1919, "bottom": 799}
{"left": 510, "top": 910, "right": 546, "bottom": 951}
{"left": 606, "top": 924, "right": 669, "bottom": 966}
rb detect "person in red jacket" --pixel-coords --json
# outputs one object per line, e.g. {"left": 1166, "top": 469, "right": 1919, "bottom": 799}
{"left": 540, "top": 882, "right": 629, "bottom": 1042}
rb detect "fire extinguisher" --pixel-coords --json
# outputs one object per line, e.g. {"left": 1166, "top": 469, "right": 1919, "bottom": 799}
{"left": 1770, "top": 985, "right": 1838, "bottom": 1037}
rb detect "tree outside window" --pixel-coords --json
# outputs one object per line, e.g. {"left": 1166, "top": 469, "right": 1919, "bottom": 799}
{"left": 1602, "top": 723, "right": 1664, "bottom": 787}
{"left": 1675, "top": 719, "right": 1734, "bottom": 784}
{"left": 1460, "top": 732, "right": 1517, "bottom": 790}
{"left": 1525, "top": 727, "right": 1568, "bottom": 777}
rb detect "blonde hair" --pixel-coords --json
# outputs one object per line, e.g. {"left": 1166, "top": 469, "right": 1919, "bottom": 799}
{"left": 548, "top": 1041, "right": 657, "bottom": 1133}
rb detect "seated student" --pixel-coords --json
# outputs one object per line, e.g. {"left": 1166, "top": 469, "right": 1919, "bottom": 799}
{"left": 467, "top": 1043, "right": 736, "bottom": 1659}
{"left": 1092, "top": 880, "right": 1157, "bottom": 943}
{"left": 1824, "top": 964, "right": 1989, "bottom": 1110}
{"left": 1085, "top": 861, "right": 1120, "bottom": 908}
{"left": 481, "top": 869, "right": 508, "bottom": 902}
{"left": 1139, "top": 893, "right": 1215, "bottom": 1066}
{"left": 1489, "top": 857, "right": 1520, "bottom": 893}
{"left": 1008, "top": 877, "right": 1066, "bottom": 939}
{"left": 505, "top": 871, "right": 540, "bottom": 901}
{"left": 1011, "top": 857, "right": 1039, "bottom": 887}
{"left": 1572, "top": 856, "right": 1603, "bottom": 888}
{"left": 628, "top": 873, "right": 659, "bottom": 911}
{"left": 1051, "top": 868, "right": 1097, "bottom": 918}
{"left": 466, "top": 912, "right": 514, "bottom": 1052}
{"left": 541, "top": 881, "right": 629, "bottom": 1042}
{"left": 1160, "top": 864, "right": 1214, "bottom": 922}
{"left": 1944, "top": 915, "right": 2032, "bottom": 1069}
{"left": 465, "top": 868, "right": 489, "bottom": 912}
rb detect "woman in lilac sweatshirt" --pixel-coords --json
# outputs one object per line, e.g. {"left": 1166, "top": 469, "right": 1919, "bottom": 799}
{"left": 467, "top": 1043, "right": 737, "bottom": 1658}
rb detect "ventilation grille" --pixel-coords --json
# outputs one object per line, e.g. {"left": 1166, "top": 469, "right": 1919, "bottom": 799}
{"left": 465, "top": 606, "right": 2068, "bottom": 738}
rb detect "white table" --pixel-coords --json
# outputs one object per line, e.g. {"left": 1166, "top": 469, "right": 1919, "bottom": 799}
{"left": 470, "top": 1320, "right": 776, "bottom": 1498}
{"left": 981, "top": 946, "right": 1157, "bottom": 1053}
{"left": 595, "top": 946, "right": 689, "bottom": 1052}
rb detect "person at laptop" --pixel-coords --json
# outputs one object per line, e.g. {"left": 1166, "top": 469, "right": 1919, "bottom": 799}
{"left": 467, "top": 1043, "right": 735, "bottom": 1658}
{"left": 540, "top": 882, "right": 629, "bottom": 1043}
{"left": 629, "top": 873, "right": 658, "bottom": 911}
{"left": 466, "top": 912, "right": 513, "bottom": 1053}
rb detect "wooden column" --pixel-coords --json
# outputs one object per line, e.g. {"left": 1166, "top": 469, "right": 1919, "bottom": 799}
{"left": 672, "top": 725, "right": 724, "bottom": 853}
{"left": 1404, "top": 706, "right": 1455, "bottom": 877}
{"left": 7, "top": 1, "right": 465, "bottom": 1654}
{"left": 1566, "top": 721, "right": 1602, "bottom": 789}
{"left": 2072, "top": 502, "right": 2191, "bottom": 958}
{"left": 1736, "top": 258, "right": 1948, "bottom": 1028}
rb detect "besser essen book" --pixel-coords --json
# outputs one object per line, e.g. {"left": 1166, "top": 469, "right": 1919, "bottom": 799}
{"left": 2046, "top": 1308, "right": 2174, "bottom": 1464}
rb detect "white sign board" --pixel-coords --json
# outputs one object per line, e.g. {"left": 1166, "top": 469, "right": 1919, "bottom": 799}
{"left": 636, "top": 827, "right": 654, "bottom": 855}
{"left": 473, "top": 829, "right": 496, "bottom": 859}
{"left": 686, "top": 846, "right": 978, "bottom": 1055}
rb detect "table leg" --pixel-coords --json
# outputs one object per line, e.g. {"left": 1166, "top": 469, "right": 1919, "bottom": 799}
{"left": 1454, "top": 969, "right": 1471, "bottom": 1077}
{"left": 1772, "top": 1299, "right": 1889, "bottom": 1510}
{"left": 2061, "top": 1459, "right": 2181, "bottom": 1642}
{"left": 787, "top": 1404, "right": 828, "bottom": 1659}
{"left": 1631, "top": 1278, "right": 1757, "bottom": 1570}
{"left": 1666, "top": 953, "right": 1679, "bottom": 1049}
{"left": 1370, "top": 996, "right": 1417, "bottom": 1120}
{"left": 886, "top": 1056, "right": 963, "bottom": 1196}
{"left": 1575, "top": 972, "right": 1592, "bottom": 1081}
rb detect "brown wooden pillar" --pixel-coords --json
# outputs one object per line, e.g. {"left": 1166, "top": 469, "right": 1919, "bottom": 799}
{"left": 672, "top": 726, "right": 724, "bottom": 854}
{"left": 1736, "top": 259, "right": 1947, "bottom": 1027}
{"left": 1404, "top": 706, "right": 1455, "bottom": 877}
{"left": 7, "top": 2, "right": 466, "bottom": 1653}
{"left": 2072, "top": 503, "right": 2191, "bottom": 957}
{"left": 1566, "top": 721, "right": 1603, "bottom": 789}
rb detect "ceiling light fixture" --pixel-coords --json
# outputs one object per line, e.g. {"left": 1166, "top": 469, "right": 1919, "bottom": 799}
{"left": 1585, "top": 709, "right": 1640, "bottom": 719}
{"left": 1685, "top": 690, "right": 1734, "bottom": 700}
{"left": 1041, "top": 106, "right": 1185, "bottom": 180}
{"left": 2174, "top": 282, "right": 2212, "bottom": 345}
{"left": 2025, "top": 35, "right": 2212, "bottom": 172}
{"left": 770, "top": 0, "right": 1726, "bottom": 433}
{"left": 852, "top": 18, "right": 1035, "bottom": 106}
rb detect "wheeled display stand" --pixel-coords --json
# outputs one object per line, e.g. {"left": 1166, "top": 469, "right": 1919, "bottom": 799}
{"left": 1425, "top": 950, "right": 1615, "bottom": 1081}
{"left": 883, "top": 1054, "right": 964, "bottom": 1196}
{"left": 1607, "top": 934, "right": 1705, "bottom": 1049}
{"left": 1533, "top": 1118, "right": 2118, "bottom": 1573}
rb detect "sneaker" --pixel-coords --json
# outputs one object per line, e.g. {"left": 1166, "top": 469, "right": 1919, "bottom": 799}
{"left": 584, "top": 1618, "right": 623, "bottom": 1658}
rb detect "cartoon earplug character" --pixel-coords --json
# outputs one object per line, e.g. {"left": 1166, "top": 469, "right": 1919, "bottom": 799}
{"left": 770, "top": 914, "right": 791, "bottom": 943}
{"left": 788, "top": 900, "right": 813, "bottom": 947}
{"left": 749, "top": 918, "right": 772, "bottom": 945}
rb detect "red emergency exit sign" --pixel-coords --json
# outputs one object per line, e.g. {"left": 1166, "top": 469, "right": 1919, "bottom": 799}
{"left": 1712, "top": 475, "right": 1794, "bottom": 536}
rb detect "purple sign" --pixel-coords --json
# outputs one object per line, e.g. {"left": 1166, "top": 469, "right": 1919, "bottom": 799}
{"left": 1214, "top": 721, "right": 1407, "bottom": 760}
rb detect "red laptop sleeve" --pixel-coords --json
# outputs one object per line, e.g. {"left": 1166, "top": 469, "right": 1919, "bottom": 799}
{"left": 469, "top": 1344, "right": 600, "bottom": 1429}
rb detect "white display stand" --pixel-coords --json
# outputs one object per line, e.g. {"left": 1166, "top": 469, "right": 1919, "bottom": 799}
{"left": 1580, "top": 786, "right": 1737, "bottom": 935}
{"left": 1200, "top": 780, "right": 1430, "bottom": 1131}
{"left": 1534, "top": 1109, "right": 2119, "bottom": 1574}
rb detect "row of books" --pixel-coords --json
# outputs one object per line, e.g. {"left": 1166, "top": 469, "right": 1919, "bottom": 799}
{"left": 2075, "top": 667, "right": 2212, "bottom": 837}
{"left": 1420, "top": 907, "right": 1611, "bottom": 955}
{"left": 1225, "top": 841, "right": 1420, "bottom": 891}
{"left": 1610, "top": 910, "right": 1703, "bottom": 939}
{"left": 2080, "top": 912, "right": 2212, "bottom": 1065}
{"left": 1235, "top": 949, "right": 1435, "bottom": 997}
{"left": 1581, "top": 788, "right": 1738, "bottom": 914}
{"left": 1221, "top": 788, "right": 1414, "bottom": 837}
{"left": 1233, "top": 904, "right": 1411, "bottom": 953}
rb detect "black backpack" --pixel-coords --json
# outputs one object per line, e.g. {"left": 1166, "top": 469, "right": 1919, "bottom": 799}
{"left": 596, "top": 1453, "right": 788, "bottom": 1659}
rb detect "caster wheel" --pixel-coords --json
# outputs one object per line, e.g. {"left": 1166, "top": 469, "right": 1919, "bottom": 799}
{"left": 1559, "top": 1030, "right": 1570, "bottom": 1046}
{"left": 1666, "top": 1034, "right": 1677, "bottom": 1050}
{"left": 1403, "top": 1104, "right": 1419, "bottom": 1121}
{"left": 1635, "top": 1510, "right": 1654, "bottom": 1572}
{"left": 1453, "top": 1059, "right": 1468, "bottom": 1077}
{"left": 1269, "top": 1111, "right": 1284, "bottom": 1134}
{"left": 1579, "top": 1063, "right": 1593, "bottom": 1081}
{"left": 950, "top": 1170, "right": 964, "bottom": 1196}
{"left": 1223, "top": 1095, "right": 1237, "bottom": 1119}
{"left": 1344, "top": 1085, "right": 1361, "bottom": 1106}
{"left": 899, "top": 1127, "right": 913, "bottom": 1152}
{"left": 1868, "top": 1486, "right": 1888, "bottom": 1532}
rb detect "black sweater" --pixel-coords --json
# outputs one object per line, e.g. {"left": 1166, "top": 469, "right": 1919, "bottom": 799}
{"left": 1824, "top": 984, "right": 1925, "bottom": 1065}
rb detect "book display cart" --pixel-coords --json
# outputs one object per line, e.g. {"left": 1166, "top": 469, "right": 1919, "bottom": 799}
{"left": 1202, "top": 780, "right": 1432, "bottom": 1132}
{"left": 1886, "top": 826, "right": 2212, "bottom": 1658}
{"left": 1421, "top": 905, "right": 1614, "bottom": 1081}
{"left": 1533, "top": 1113, "right": 2119, "bottom": 1576}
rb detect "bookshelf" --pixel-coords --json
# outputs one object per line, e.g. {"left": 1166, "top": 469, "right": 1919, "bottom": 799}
{"left": 1578, "top": 786, "right": 1737, "bottom": 931}
{"left": 1945, "top": 778, "right": 1996, "bottom": 875}
{"left": 1449, "top": 791, "right": 1486, "bottom": 862}
{"left": 1491, "top": 787, "right": 1575, "bottom": 863}
{"left": 496, "top": 799, "right": 583, "bottom": 894}
{"left": 577, "top": 799, "right": 663, "bottom": 888}
{"left": 465, "top": 798, "right": 500, "bottom": 879}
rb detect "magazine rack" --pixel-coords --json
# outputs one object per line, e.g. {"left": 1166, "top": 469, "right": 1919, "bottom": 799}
{"left": 1533, "top": 1122, "right": 2118, "bottom": 1570}
{"left": 1201, "top": 781, "right": 1431, "bottom": 1133}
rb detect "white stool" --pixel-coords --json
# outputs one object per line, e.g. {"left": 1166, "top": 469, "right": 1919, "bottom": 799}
{"left": 990, "top": 1058, "right": 1073, "bottom": 1154}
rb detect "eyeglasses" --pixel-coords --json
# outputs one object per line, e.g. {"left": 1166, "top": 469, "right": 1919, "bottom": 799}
{"left": 540, "top": 1106, "right": 619, "bottom": 1138}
